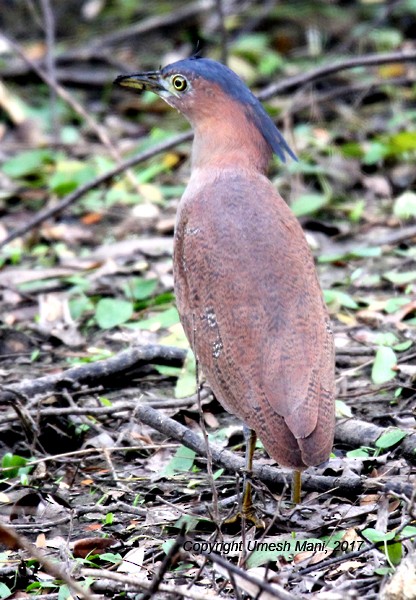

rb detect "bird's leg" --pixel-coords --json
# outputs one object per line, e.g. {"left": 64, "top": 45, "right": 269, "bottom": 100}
{"left": 241, "top": 425, "right": 256, "bottom": 519}
{"left": 292, "top": 470, "right": 302, "bottom": 505}
{"left": 224, "top": 426, "right": 265, "bottom": 528}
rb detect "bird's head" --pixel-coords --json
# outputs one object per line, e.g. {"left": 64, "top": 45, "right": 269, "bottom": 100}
{"left": 115, "top": 57, "right": 296, "bottom": 165}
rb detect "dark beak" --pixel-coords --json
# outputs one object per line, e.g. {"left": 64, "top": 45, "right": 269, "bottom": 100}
{"left": 113, "top": 71, "right": 164, "bottom": 93}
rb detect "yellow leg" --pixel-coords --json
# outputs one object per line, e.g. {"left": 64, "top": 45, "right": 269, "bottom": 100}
{"left": 292, "top": 470, "right": 302, "bottom": 505}
{"left": 241, "top": 426, "right": 256, "bottom": 519}
{"left": 224, "top": 426, "right": 264, "bottom": 527}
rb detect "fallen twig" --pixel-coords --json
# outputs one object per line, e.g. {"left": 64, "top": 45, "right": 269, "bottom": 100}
{"left": 0, "top": 344, "right": 187, "bottom": 400}
{"left": 82, "top": 566, "right": 222, "bottom": 599}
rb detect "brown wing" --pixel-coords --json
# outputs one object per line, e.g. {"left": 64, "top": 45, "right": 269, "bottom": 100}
{"left": 174, "top": 169, "right": 335, "bottom": 468}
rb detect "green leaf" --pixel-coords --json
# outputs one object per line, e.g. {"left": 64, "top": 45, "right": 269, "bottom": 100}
{"left": 373, "top": 332, "right": 399, "bottom": 347}
{"left": 348, "top": 199, "right": 365, "bottom": 221}
{"left": 49, "top": 161, "right": 97, "bottom": 196}
{"left": 259, "top": 52, "right": 283, "bottom": 76}
{"left": 385, "top": 541, "right": 403, "bottom": 566}
{"left": 58, "top": 584, "right": 72, "bottom": 600}
{"left": 394, "top": 340, "right": 412, "bottom": 352}
{"left": 27, "top": 581, "right": 59, "bottom": 591}
{"left": 153, "top": 292, "right": 175, "bottom": 306}
{"left": 319, "top": 252, "right": 349, "bottom": 263}
{"left": 291, "top": 193, "right": 329, "bottom": 217}
{"left": 161, "top": 446, "right": 196, "bottom": 477}
{"left": 362, "top": 528, "right": 396, "bottom": 544}
{"left": 213, "top": 468, "right": 224, "bottom": 480}
{"left": 349, "top": 246, "right": 382, "bottom": 258}
{"left": 389, "top": 131, "right": 416, "bottom": 153}
{"left": 174, "top": 513, "right": 207, "bottom": 532}
{"left": 136, "top": 160, "right": 170, "bottom": 183}
{"left": 335, "top": 399, "right": 353, "bottom": 418}
{"left": 362, "top": 141, "right": 389, "bottom": 165}
{"left": 1, "top": 453, "right": 28, "bottom": 478}
{"left": 384, "top": 270, "right": 416, "bottom": 285}
{"left": 99, "top": 396, "right": 112, "bottom": 407}
{"left": 175, "top": 351, "right": 196, "bottom": 398}
{"left": 132, "top": 306, "right": 180, "bottom": 331}
{"left": 393, "top": 191, "right": 416, "bottom": 219}
{"left": 100, "top": 552, "right": 122, "bottom": 563}
{"left": 368, "top": 27, "right": 402, "bottom": 50}
{"left": 246, "top": 542, "right": 293, "bottom": 568}
{"left": 375, "top": 429, "right": 407, "bottom": 450}
{"left": 384, "top": 297, "right": 411, "bottom": 313}
{"left": 394, "top": 387, "right": 403, "bottom": 399}
{"left": 69, "top": 295, "right": 94, "bottom": 320}
{"left": 341, "top": 142, "right": 363, "bottom": 158}
{"left": 375, "top": 566, "right": 394, "bottom": 576}
{"left": 346, "top": 447, "right": 371, "bottom": 458}
{"left": 0, "top": 582, "right": 11, "bottom": 599}
{"left": 125, "top": 278, "right": 158, "bottom": 301}
{"left": 371, "top": 347, "right": 397, "bottom": 384}
{"left": 155, "top": 365, "right": 182, "bottom": 376}
{"left": 2, "top": 149, "right": 52, "bottom": 178}
{"left": 400, "top": 526, "right": 416, "bottom": 538}
{"left": 103, "top": 513, "right": 114, "bottom": 525}
{"left": 162, "top": 539, "right": 176, "bottom": 555}
{"left": 319, "top": 246, "right": 381, "bottom": 263}
{"left": 323, "top": 290, "right": 359, "bottom": 309}
{"left": 95, "top": 298, "right": 134, "bottom": 329}
{"left": 60, "top": 126, "right": 80, "bottom": 144}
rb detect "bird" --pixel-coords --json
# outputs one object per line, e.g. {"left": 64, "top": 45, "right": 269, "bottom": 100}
{"left": 114, "top": 57, "right": 335, "bottom": 522}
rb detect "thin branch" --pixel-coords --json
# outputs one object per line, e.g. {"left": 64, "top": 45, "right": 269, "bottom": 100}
{"left": 0, "top": 131, "right": 191, "bottom": 248}
{"left": 259, "top": 49, "right": 416, "bottom": 100}
{"left": 39, "top": 0, "right": 58, "bottom": 139}
{"left": 205, "top": 550, "right": 296, "bottom": 600}
{"left": 0, "top": 344, "right": 187, "bottom": 399}
{"left": 0, "top": 393, "right": 207, "bottom": 425}
{"left": 87, "top": 0, "right": 216, "bottom": 50}
{"left": 286, "top": 76, "right": 416, "bottom": 115}
{"left": 215, "top": 0, "right": 228, "bottom": 65}
{"left": 1, "top": 32, "right": 141, "bottom": 191}
{"left": 2, "top": 33, "right": 118, "bottom": 156}
{"left": 82, "top": 567, "right": 222, "bottom": 599}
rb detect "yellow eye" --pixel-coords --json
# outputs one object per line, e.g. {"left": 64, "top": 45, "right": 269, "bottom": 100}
{"left": 172, "top": 75, "right": 188, "bottom": 92}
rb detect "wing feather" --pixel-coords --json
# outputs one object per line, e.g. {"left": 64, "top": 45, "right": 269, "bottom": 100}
{"left": 174, "top": 169, "right": 335, "bottom": 467}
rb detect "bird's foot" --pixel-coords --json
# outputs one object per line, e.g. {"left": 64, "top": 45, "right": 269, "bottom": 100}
{"left": 223, "top": 507, "right": 265, "bottom": 529}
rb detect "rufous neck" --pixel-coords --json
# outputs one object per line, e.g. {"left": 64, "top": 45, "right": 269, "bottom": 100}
{"left": 190, "top": 113, "right": 272, "bottom": 175}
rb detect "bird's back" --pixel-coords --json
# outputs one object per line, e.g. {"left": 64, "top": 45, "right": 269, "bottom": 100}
{"left": 174, "top": 167, "right": 335, "bottom": 469}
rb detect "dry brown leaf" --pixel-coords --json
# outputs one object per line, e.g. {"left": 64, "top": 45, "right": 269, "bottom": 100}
{"left": 330, "top": 559, "right": 364, "bottom": 575}
{"left": 73, "top": 536, "right": 118, "bottom": 558}
{"left": 360, "top": 494, "right": 381, "bottom": 506}
{"left": 214, "top": 563, "right": 290, "bottom": 600}
{"left": 38, "top": 293, "right": 85, "bottom": 347}
{"left": 293, "top": 549, "right": 331, "bottom": 565}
